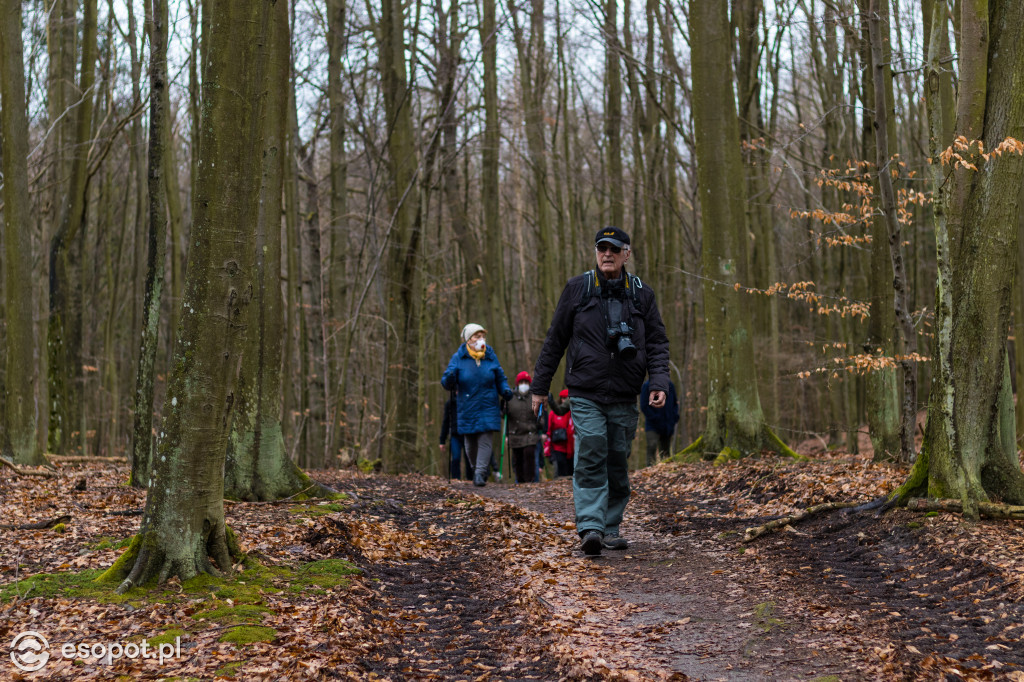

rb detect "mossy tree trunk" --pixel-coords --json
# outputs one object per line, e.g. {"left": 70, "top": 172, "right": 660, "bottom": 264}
{"left": 683, "top": 0, "right": 796, "bottom": 462}
{"left": 900, "top": 0, "right": 1024, "bottom": 516}
{"left": 0, "top": 0, "right": 43, "bottom": 466}
{"left": 109, "top": 0, "right": 273, "bottom": 590}
{"left": 130, "top": 0, "right": 169, "bottom": 487}
{"left": 224, "top": 0, "right": 332, "bottom": 502}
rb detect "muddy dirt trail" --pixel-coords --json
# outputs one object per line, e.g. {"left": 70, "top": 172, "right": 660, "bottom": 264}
{"left": 319, "top": 465, "right": 1024, "bottom": 681}
{"left": 471, "top": 478, "right": 881, "bottom": 681}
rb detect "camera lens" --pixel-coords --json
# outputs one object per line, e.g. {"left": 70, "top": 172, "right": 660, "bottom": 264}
{"left": 617, "top": 335, "right": 637, "bottom": 360}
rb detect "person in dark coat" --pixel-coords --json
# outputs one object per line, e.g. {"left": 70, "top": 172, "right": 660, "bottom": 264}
{"left": 439, "top": 394, "right": 470, "bottom": 479}
{"left": 506, "top": 371, "right": 541, "bottom": 483}
{"left": 640, "top": 379, "right": 679, "bottom": 466}
{"left": 441, "top": 323, "right": 514, "bottom": 487}
{"left": 532, "top": 226, "right": 671, "bottom": 556}
{"left": 546, "top": 389, "right": 575, "bottom": 477}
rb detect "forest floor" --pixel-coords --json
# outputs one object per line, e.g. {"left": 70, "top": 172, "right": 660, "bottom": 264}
{"left": 3, "top": 449, "right": 1024, "bottom": 681}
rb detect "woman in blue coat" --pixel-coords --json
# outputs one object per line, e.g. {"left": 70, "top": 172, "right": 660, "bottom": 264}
{"left": 441, "top": 323, "right": 514, "bottom": 486}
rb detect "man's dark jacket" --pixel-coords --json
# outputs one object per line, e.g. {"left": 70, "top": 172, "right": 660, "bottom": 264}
{"left": 532, "top": 269, "right": 670, "bottom": 404}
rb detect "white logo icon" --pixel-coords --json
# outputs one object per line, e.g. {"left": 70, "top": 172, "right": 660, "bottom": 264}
{"left": 10, "top": 631, "right": 50, "bottom": 672}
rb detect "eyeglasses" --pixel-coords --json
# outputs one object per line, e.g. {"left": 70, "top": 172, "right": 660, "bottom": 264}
{"left": 596, "top": 243, "right": 622, "bottom": 254}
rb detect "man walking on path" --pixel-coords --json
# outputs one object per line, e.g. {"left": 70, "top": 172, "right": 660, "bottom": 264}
{"left": 531, "top": 227, "right": 671, "bottom": 556}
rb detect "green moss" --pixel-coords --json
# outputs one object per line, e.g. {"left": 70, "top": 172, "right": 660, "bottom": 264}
{"left": 182, "top": 573, "right": 226, "bottom": 591}
{"left": 356, "top": 458, "right": 381, "bottom": 474}
{"left": 753, "top": 601, "right": 785, "bottom": 632}
{"left": 925, "top": 511, "right": 939, "bottom": 518}
{"left": 673, "top": 435, "right": 704, "bottom": 463}
{"left": 95, "top": 533, "right": 148, "bottom": 584}
{"left": 216, "top": 661, "right": 245, "bottom": 677}
{"left": 713, "top": 447, "right": 742, "bottom": 466}
{"left": 90, "top": 537, "right": 132, "bottom": 551}
{"left": 906, "top": 521, "right": 923, "bottom": 529}
{"left": 218, "top": 626, "right": 276, "bottom": 645}
{"left": 0, "top": 569, "right": 145, "bottom": 604}
{"left": 291, "top": 559, "right": 361, "bottom": 592}
{"left": 810, "top": 677, "right": 842, "bottom": 682}
{"left": 147, "top": 628, "right": 186, "bottom": 646}
{"left": 288, "top": 503, "right": 345, "bottom": 517}
{"left": 195, "top": 603, "right": 272, "bottom": 624}
{"left": 214, "top": 582, "right": 278, "bottom": 602}
{"left": 52, "top": 523, "right": 67, "bottom": 533}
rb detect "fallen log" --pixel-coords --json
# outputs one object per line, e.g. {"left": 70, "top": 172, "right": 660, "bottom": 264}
{"left": 906, "top": 498, "right": 1024, "bottom": 520}
{"left": 46, "top": 454, "right": 128, "bottom": 464}
{"left": 743, "top": 501, "right": 860, "bottom": 542}
{"left": 0, "top": 514, "right": 72, "bottom": 530}
{"left": 0, "top": 456, "right": 59, "bottom": 478}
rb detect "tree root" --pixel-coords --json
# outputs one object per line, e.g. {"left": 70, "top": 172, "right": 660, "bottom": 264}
{"left": 0, "top": 456, "right": 58, "bottom": 478}
{"left": 101, "top": 525, "right": 238, "bottom": 594}
{"left": 743, "top": 502, "right": 861, "bottom": 542}
{"left": 906, "top": 498, "right": 1024, "bottom": 520}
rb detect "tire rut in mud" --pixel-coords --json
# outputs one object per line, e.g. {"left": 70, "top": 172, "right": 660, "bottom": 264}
{"left": 311, "top": 478, "right": 559, "bottom": 680}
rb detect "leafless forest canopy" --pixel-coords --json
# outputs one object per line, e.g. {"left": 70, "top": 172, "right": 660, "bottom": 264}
{"left": 1, "top": 0, "right": 1022, "bottom": 475}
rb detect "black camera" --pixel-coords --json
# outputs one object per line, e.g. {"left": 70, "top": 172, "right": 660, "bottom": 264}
{"left": 607, "top": 320, "right": 637, "bottom": 360}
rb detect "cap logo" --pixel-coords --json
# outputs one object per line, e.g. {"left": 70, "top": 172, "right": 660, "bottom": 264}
{"left": 604, "top": 231, "right": 615, "bottom": 235}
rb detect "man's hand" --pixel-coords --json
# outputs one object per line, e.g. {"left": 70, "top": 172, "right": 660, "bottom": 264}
{"left": 439, "top": 444, "right": 446, "bottom": 451}
{"left": 649, "top": 390, "right": 666, "bottom": 408}
{"left": 531, "top": 394, "right": 544, "bottom": 415}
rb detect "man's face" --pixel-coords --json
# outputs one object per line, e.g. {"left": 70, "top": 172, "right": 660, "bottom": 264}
{"left": 595, "top": 242, "right": 629, "bottom": 278}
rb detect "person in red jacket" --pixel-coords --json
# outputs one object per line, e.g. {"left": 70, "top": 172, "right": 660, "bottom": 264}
{"left": 546, "top": 389, "right": 575, "bottom": 477}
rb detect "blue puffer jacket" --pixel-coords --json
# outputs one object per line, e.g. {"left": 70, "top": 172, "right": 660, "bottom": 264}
{"left": 441, "top": 344, "right": 513, "bottom": 435}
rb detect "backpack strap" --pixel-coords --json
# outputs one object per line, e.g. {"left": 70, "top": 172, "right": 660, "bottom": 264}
{"left": 578, "top": 269, "right": 642, "bottom": 308}
{"left": 576, "top": 270, "right": 597, "bottom": 310}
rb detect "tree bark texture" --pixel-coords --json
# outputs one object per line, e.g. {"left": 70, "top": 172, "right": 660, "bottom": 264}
{"left": 379, "top": 0, "right": 424, "bottom": 472}
{"left": 685, "top": 0, "right": 789, "bottom": 459}
{"left": 860, "top": 0, "right": 905, "bottom": 462}
{"left": 131, "top": 0, "right": 170, "bottom": 487}
{"left": 48, "top": 0, "right": 97, "bottom": 454}
{"left": 0, "top": 0, "right": 42, "bottom": 465}
{"left": 913, "top": 0, "right": 1024, "bottom": 514}
{"left": 224, "top": 0, "right": 330, "bottom": 501}
{"left": 867, "top": 0, "right": 918, "bottom": 463}
{"left": 108, "top": 0, "right": 273, "bottom": 589}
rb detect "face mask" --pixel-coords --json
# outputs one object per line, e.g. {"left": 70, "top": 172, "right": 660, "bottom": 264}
{"left": 518, "top": 383, "right": 530, "bottom": 395}
{"left": 472, "top": 338, "right": 486, "bottom": 351}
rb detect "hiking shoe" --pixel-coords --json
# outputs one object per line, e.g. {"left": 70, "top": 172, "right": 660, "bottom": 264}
{"left": 602, "top": 534, "right": 628, "bottom": 550}
{"left": 581, "top": 530, "right": 603, "bottom": 556}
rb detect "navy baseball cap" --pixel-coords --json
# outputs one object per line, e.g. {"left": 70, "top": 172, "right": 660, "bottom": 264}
{"left": 595, "top": 226, "right": 630, "bottom": 248}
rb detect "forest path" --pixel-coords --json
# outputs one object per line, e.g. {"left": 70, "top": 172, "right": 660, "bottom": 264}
{"left": 470, "top": 477, "right": 877, "bottom": 681}
{"left": 319, "top": 470, "right": 892, "bottom": 681}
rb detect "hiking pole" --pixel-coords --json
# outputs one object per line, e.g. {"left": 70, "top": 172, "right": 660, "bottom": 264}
{"left": 499, "top": 411, "right": 507, "bottom": 484}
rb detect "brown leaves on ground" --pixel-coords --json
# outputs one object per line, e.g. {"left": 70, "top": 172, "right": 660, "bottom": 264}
{"left": 2, "top": 452, "right": 1024, "bottom": 680}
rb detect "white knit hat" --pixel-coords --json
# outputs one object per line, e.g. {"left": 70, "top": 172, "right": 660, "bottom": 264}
{"left": 461, "top": 323, "right": 486, "bottom": 342}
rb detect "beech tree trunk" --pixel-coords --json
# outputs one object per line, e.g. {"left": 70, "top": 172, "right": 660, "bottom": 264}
{"left": 900, "top": 0, "right": 1024, "bottom": 516}
{"left": 0, "top": 0, "right": 42, "bottom": 465}
{"left": 105, "top": 0, "right": 273, "bottom": 590}
{"left": 130, "top": 0, "right": 170, "bottom": 487}
{"left": 224, "top": 0, "right": 331, "bottom": 501}
{"left": 860, "top": 0, "right": 902, "bottom": 461}
{"left": 48, "top": 0, "right": 97, "bottom": 455}
{"left": 379, "top": 0, "right": 424, "bottom": 472}
{"left": 683, "top": 0, "right": 794, "bottom": 462}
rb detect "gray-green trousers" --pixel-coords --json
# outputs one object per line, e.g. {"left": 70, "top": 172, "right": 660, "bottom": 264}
{"left": 569, "top": 397, "right": 638, "bottom": 537}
